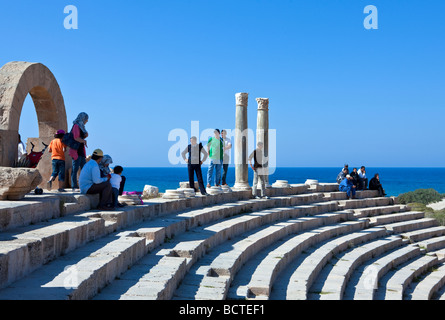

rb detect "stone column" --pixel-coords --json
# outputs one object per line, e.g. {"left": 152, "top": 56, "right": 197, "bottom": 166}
{"left": 256, "top": 98, "right": 270, "bottom": 187}
{"left": 233, "top": 92, "right": 251, "bottom": 190}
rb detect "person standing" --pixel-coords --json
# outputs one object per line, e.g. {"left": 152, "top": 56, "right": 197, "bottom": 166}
{"left": 47, "top": 130, "right": 67, "bottom": 192}
{"left": 249, "top": 141, "right": 269, "bottom": 199}
{"left": 182, "top": 136, "right": 208, "bottom": 195}
{"left": 79, "top": 149, "right": 113, "bottom": 210}
{"left": 18, "top": 134, "right": 26, "bottom": 161}
{"left": 69, "top": 112, "right": 89, "bottom": 190}
{"left": 206, "top": 129, "right": 223, "bottom": 188}
{"left": 221, "top": 129, "right": 232, "bottom": 186}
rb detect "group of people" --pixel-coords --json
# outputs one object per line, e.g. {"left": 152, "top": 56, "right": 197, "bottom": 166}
{"left": 181, "top": 129, "right": 232, "bottom": 196}
{"left": 45, "top": 112, "right": 125, "bottom": 211}
{"left": 337, "top": 164, "right": 387, "bottom": 199}
{"left": 182, "top": 129, "right": 269, "bottom": 199}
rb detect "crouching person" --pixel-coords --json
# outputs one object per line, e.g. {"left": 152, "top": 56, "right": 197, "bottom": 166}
{"left": 339, "top": 174, "right": 356, "bottom": 200}
{"left": 79, "top": 149, "right": 114, "bottom": 210}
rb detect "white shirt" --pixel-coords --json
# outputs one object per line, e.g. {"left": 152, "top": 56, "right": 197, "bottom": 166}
{"left": 79, "top": 160, "right": 108, "bottom": 194}
{"left": 18, "top": 142, "right": 26, "bottom": 159}
{"left": 110, "top": 173, "right": 122, "bottom": 190}
{"left": 358, "top": 170, "right": 366, "bottom": 179}
{"left": 223, "top": 137, "right": 232, "bottom": 156}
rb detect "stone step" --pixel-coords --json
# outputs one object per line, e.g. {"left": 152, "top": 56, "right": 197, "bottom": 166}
{"left": 313, "top": 235, "right": 404, "bottom": 300}
{"left": 379, "top": 254, "right": 438, "bottom": 300}
{"left": 408, "top": 262, "right": 445, "bottom": 300}
{"left": 0, "top": 195, "right": 60, "bottom": 232}
{"left": 417, "top": 236, "right": 445, "bottom": 252}
{"left": 338, "top": 197, "right": 393, "bottom": 210}
{"left": 244, "top": 220, "right": 368, "bottom": 299}
{"left": 0, "top": 188, "right": 346, "bottom": 295}
{"left": 174, "top": 212, "right": 357, "bottom": 301}
{"left": 0, "top": 233, "right": 147, "bottom": 300}
{"left": 95, "top": 203, "right": 349, "bottom": 301}
{"left": 284, "top": 227, "right": 387, "bottom": 300}
{"left": 0, "top": 213, "right": 106, "bottom": 289}
{"left": 348, "top": 244, "right": 421, "bottom": 300}
{"left": 401, "top": 226, "right": 445, "bottom": 243}
{"left": 354, "top": 205, "right": 409, "bottom": 219}
{"left": 384, "top": 217, "right": 439, "bottom": 234}
{"left": 369, "top": 211, "right": 425, "bottom": 227}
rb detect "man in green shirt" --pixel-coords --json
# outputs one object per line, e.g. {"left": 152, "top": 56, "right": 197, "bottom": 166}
{"left": 206, "top": 129, "right": 224, "bottom": 187}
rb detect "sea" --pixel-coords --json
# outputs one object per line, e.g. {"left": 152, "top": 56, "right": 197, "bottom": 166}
{"left": 120, "top": 167, "right": 445, "bottom": 197}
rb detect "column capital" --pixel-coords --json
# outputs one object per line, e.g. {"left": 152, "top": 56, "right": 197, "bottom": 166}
{"left": 256, "top": 98, "right": 269, "bottom": 110}
{"left": 235, "top": 92, "right": 248, "bottom": 106}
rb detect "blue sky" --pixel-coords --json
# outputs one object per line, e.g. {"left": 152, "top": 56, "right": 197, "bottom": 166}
{"left": 1, "top": 0, "right": 444, "bottom": 167}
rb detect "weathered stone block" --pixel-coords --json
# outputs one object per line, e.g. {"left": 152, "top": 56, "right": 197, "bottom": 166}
{"left": 0, "top": 167, "right": 42, "bottom": 200}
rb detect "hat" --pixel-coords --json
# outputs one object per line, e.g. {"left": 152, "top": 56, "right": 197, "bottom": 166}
{"left": 93, "top": 149, "right": 104, "bottom": 157}
{"left": 57, "top": 130, "right": 65, "bottom": 135}
{"left": 346, "top": 175, "right": 351, "bottom": 179}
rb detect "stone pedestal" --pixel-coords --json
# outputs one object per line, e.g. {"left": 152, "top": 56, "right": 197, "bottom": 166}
{"left": 256, "top": 98, "right": 270, "bottom": 188}
{"left": 162, "top": 189, "right": 186, "bottom": 199}
{"left": 233, "top": 93, "right": 251, "bottom": 190}
{"left": 272, "top": 180, "right": 290, "bottom": 188}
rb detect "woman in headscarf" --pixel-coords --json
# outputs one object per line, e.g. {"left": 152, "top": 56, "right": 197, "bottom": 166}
{"left": 69, "top": 112, "right": 89, "bottom": 190}
{"left": 99, "top": 155, "right": 113, "bottom": 178}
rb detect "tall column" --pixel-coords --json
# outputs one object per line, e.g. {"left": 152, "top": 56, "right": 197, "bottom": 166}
{"left": 256, "top": 98, "right": 270, "bottom": 187}
{"left": 233, "top": 92, "right": 251, "bottom": 190}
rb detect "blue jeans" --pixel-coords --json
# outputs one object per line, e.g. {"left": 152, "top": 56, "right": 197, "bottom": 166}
{"left": 112, "top": 187, "right": 119, "bottom": 208}
{"left": 207, "top": 159, "right": 222, "bottom": 186}
{"left": 71, "top": 156, "right": 86, "bottom": 188}
{"left": 340, "top": 185, "right": 356, "bottom": 198}
{"left": 51, "top": 159, "right": 65, "bottom": 181}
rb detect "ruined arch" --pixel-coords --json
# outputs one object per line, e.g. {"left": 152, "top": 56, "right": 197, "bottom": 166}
{"left": 0, "top": 61, "right": 68, "bottom": 185}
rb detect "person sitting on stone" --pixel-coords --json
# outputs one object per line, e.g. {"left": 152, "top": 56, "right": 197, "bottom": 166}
{"left": 369, "top": 173, "right": 387, "bottom": 197}
{"left": 350, "top": 167, "right": 359, "bottom": 188}
{"left": 336, "top": 168, "right": 348, "bottom": 184}
{"left": 79, "top": 149, "right": 114, "bottom": 210}
{"left": 339, "top": 174, "right": 356, "bottom": 200}
{"left": 358, "top": 166, "right": 368, "bottom": 190}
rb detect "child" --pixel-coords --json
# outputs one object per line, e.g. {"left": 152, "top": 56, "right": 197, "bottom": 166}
{"left": 110, "top": 165, "right": 124, "bottom": 208}
{"left": 47, "top": 130, "right": 67, "bottom": 192}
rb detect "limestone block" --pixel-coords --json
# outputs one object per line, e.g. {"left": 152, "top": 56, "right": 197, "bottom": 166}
{"left": 142, "top": 185, "right": 159, "bottom": 199}
{"left": 162, "top": 190, "right": 185, "bottom": 199}
{"left": 305, "top": 179, "right": 319, "bottom": 186}
{"left": 118, "top": 194, "right": 143, "bottom": 205}
{"left": 177, "top": 188, "right": 195, "bottom": 198}
{"left": 207, "top": 186, "right": 223, "bottom": 195}
{"left": 179, "top": 181, "right": 199, "bottom": 190}
{"left": 0, "top": 167, "right": 42, "bottom": 200}
{"left": 272, "top": 180, "right": 290, "bottom": 188}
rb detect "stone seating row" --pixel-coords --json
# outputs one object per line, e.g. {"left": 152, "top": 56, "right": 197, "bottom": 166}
{"left": 0, "top": 185, "right": 361, "bottom": 298}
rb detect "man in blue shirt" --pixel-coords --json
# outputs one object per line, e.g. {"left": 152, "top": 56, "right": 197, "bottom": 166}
{"left": 339, "top": 174, "right": 356, "bottom": 199}
{"left": 79, "top": 149, "right": 113, "bottom": 210}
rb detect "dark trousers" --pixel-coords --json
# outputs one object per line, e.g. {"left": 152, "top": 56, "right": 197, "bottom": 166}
{"left": 358, "top": 178, "right": 368, "bottom": 190}
{"left": 119, "top": 176, "right": 126, "bottom": 196}
{"left": 222, "top": 164, "right": 229, "bottom": 185}
{"left": 188, "top": 164, "right": 206, "bottom": 195}
{"left": 87, "top": 181, "right": 113, "bottom": 208}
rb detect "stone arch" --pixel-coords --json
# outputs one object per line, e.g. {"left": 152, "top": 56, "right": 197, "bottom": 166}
{"left": 0, "top": 61, "right": 68, "bottom": 186}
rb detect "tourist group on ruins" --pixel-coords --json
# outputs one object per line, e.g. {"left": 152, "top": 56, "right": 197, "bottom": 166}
{"left": 18, "top": 111, "right": 386, "bottom": 211}
{"left": 337, "top": 164, "right": 387, "bottom": 200}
